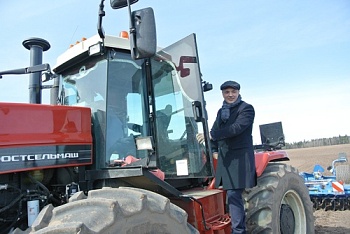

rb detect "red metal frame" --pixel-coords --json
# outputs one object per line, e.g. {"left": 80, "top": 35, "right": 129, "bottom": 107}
{"left": 172, "top": 188, "right": 231, "bottom": 234}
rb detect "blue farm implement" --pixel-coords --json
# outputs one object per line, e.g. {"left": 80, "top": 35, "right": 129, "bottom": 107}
{"left": 300, "top": 153, "right": 350, "bottom": 210}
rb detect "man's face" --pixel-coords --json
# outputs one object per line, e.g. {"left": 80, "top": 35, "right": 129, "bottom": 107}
{"left": 222, "top": 88, "right": 239, "bottom": 104}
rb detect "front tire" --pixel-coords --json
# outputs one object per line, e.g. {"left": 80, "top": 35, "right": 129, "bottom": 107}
{"left": 243, "top": 163, "right": 314, "bottom": 234}
{"left": 18, "top": 187, "right": 198, "bottom": 234}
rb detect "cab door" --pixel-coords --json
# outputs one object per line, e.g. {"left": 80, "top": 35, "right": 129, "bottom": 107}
{"left": 151, "top": 34, "right": 213, "bottom": 179}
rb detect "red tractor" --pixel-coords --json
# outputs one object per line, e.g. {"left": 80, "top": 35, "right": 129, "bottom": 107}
{"left": 0, "top": 1, "right": 314, "bottom": 233}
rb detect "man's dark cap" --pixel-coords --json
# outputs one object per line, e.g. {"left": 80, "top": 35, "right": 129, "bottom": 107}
{"left": 220, "top": 81, "right": 240, "bottom": 90}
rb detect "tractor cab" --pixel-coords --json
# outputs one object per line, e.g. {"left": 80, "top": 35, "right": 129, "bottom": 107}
{"left": 54, "top": 33, "right": 213, "bottom": 190}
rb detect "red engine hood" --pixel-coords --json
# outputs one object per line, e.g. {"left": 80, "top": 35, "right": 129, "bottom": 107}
{"left": 0, "top": 103, "right": 93, "bottom": 174}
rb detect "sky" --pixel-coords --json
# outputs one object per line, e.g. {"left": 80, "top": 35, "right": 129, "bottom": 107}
{"left": 0, "top": 0, "right": 349, "bottom": 144}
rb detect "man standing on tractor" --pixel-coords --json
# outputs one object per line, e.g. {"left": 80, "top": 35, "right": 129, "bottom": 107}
{"left": 210, "top": 80, "right": 257, "bottom": 234}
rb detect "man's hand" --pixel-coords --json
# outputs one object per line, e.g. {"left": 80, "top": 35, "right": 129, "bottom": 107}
{"left": 196, "top": 132, "right": 214, "bottom": 144}
{"left": 196, "top": 133, "right": 205, "bottom": 144}
{"left": 197, "top": 133, "right": 218, "bottom": 159}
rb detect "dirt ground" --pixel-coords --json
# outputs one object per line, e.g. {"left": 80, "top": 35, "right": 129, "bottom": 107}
{"left": 284, "top": 144, "right": 350, "bottom": 234}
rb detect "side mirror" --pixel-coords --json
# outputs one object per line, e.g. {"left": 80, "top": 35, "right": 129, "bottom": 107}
{"left": 130, "top": 7, "right": 157, "bottom": 59}
{"left": 110, "top": 0, "right": 138, "bottom": 9}
{"left": 203, "top": 81, "right": 213, "bottom": 92}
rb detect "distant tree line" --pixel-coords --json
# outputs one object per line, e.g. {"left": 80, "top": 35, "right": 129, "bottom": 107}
{"left": 285, "top": 135, "right": 350, "bottom": 149}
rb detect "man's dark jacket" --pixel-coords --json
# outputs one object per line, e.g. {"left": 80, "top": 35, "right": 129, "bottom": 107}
{"left": 210, "top": 101, "right": 257, "bottom": 190}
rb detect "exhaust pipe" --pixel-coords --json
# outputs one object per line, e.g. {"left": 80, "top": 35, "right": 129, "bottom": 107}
{"left": 23, "top": 38, "right": 50, "bottom": 104}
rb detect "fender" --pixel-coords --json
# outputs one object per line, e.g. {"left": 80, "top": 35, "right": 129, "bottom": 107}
{"left": 254, "top": 150, "right": 289, "bottom": 177}
{"left": 207, "top": 150, "right": 289, "bottom": 189}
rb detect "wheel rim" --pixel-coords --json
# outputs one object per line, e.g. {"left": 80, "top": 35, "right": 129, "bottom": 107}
{"left": 280, "top": 190, "right": 307, "bottom": 234}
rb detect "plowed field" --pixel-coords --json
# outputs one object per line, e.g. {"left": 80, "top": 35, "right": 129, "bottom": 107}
{"left": 285, "top": 144, "right": 350, "bottom": 234}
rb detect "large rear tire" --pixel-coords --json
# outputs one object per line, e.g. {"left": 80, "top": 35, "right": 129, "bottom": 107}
{"left": 17, "top": 187, "right": 198, "bottom": 234}
{"left": 243, "top": 163, "right": 314, "bottom": 234}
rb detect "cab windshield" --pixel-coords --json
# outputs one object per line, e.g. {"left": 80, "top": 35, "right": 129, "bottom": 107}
{"left": 59, "top": 47, "right": 211, "bottom": 178}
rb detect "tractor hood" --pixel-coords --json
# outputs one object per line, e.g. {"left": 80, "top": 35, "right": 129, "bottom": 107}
{"left": 0, "top": 103, "right": 93, "bottom": 174}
